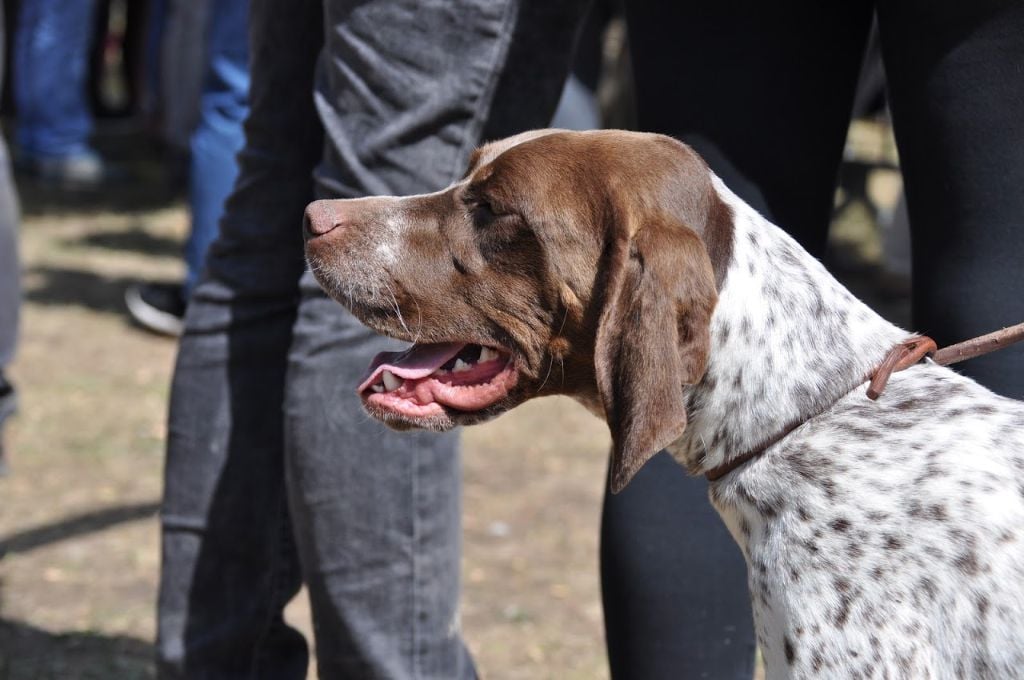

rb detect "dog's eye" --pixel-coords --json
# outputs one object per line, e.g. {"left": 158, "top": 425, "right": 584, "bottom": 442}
{"left": 474, "top": 201, "right": 498, "bottom": 220}
{"left": 463, "top": 187, "right": 513, "bottom": 226}
{"left": 470, "top": 199, "right": 505, "bottom": 224}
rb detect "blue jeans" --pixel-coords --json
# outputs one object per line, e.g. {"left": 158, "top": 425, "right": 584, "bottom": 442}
{"left": 13, "top": 0, "right": 98, "bottom": 159}
{"left": 156, "top": 1, "right": 754, "bottom": 678}
{"left": 183, "top": 0, "right": 250, "bottom": 294}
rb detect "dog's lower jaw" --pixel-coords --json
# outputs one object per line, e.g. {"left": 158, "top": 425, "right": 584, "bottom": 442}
{"left": 364, "top": 405, "right": 457, "bottom": 432}
{"left": 362, "top": 396, "right": 521, "bottom": 432}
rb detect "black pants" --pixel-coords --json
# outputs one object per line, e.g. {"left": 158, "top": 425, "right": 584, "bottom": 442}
{"left": 626, "top": 0, "right": 1024, "bottom": 397}
{"left": 603, "top": 2, "right": 1024, "bottom": 678}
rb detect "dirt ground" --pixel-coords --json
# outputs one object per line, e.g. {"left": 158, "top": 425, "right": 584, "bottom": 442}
{"left": 0, "top": 123, "right": 904, "bottom": 679}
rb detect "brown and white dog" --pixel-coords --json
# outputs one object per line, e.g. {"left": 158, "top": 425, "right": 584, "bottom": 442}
{"left": 304, "top": 129, "right": 1024, "bottom": 679}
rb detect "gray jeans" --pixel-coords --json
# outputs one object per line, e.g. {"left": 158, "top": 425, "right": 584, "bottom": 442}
{"left": 1, "top": 3, "right": 22, "bottom": 427}
{"left": 157, "top": 1, "right": 583, "bottom": 678}
{"left": 156, "top": 1, "right": 754, "bottom": 678}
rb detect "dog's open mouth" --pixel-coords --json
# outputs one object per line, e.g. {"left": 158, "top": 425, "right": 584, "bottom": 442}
{"left": 358, "top": 342, "right": 518, "bottom": 419}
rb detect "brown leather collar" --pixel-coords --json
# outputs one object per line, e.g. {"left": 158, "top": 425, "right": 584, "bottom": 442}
{"left": 703, "top": 322, "right": 1024, "bottom": 482}
{"left": 704, "top": 419, "right": 807, "bottom": 482}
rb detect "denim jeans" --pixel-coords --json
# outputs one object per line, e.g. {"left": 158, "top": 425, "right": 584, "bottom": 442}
{"left": 157, "top": 1, "right": 755, "bottom": 678}
{"left": 1, "top": 4, "right": 21, "bottom": 416}
{"left": 13, "top": 0, "right": 99, "bottom": 159}
{"left": 159, "top": 0, "right": 212, "bottom": 153}
{"left": 157, "top": 1, "right": 583, "bottom": 677}
{"left": 183, "top": 0, "right": 250, "bottom": 294}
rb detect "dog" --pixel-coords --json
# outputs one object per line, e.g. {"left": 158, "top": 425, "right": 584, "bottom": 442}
{"left": 304, "top": 129, "right": 1024, "bottom": 679}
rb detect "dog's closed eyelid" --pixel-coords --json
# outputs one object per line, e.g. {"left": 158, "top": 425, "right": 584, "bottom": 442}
{"left": 467, "top": 197, "right": 515, "bottom": 226}
{"left": 471, "top": 199, "right": 498, "bottom": 218}
{"left": 461, "top": 182, "right": 512, "bottom": 214}
{"left": 459, "top": 189, "right": 492, "bottom": 215}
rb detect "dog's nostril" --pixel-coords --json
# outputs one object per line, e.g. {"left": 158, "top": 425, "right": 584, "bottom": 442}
{"left": 303, "top": 200, "right": 344, "bottom": 236}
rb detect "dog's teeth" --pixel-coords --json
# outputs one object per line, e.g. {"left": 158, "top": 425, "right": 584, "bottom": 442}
{"left": 453, "top": 358, "right": 472, "bottom": 372}
{"left": 479, "top": 347, "right": 498, "bottom": 363}
{"left": 371, "top": 384, "right": 385, "bottom": 393}
{"left": 434, "top": 368, "right": 449, "bottom": 375}
{"left": 382, "top": 370, "right": 402, "bottom": 391}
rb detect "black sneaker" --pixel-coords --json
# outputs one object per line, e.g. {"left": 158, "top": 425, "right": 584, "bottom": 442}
{"left": 125, "top": 282, "right": 186, "bottom": 336}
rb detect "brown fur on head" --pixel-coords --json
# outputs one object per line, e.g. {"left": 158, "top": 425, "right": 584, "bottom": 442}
{"left": 304, "top": 130, "right": 731, "bottom": 490}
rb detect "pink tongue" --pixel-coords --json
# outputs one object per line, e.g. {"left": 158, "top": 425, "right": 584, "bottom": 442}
{"left": 359, "top": 342, "right": 466, "bottom": 391}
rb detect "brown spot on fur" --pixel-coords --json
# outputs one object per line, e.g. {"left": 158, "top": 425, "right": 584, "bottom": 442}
{"left": 835, "top": 594, "right": 853, "bottom": 628}
{"left": 955, "top": 550, "right": 981, "bottom": 576}
{"left": 830, "top": 518, "right": 852, "bottom": 532}
{"left": 977, "top": 594, "right": 990, "bottom": 617}
{"left": 884, "top": 534, "right": 904, "bottom": 550}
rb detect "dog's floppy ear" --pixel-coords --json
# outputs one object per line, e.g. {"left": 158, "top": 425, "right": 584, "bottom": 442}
{"left": 595, "top": 220, "right": 717, "bottom": 493}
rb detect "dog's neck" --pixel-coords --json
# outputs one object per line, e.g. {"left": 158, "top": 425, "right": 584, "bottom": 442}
{"left": 668, "top": 176, "right": 908, "bottom": 474}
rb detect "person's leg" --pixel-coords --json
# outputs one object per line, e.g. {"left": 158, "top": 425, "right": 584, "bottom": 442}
{"left": 286, "top": 2, "right": 587, "bottom": 676}
{"left": 609, "top": 4, "right": 876, "bottom": 678}
{"left": 12, "top": 0, "right": 99, "bottom": 159}
{"left": 626, "top": 1, "right": 875, "bottom": 259}
{"left": 184, "top": 0, "right": 249, "bottom": 294}
{"left": 549, "top": 26, "right": 753, "bottom": 678}
{"left": 124, "top": 0, "right": 229, "bottom": 336}
{"left": 877, "top": 0, "right": 1024, "bottom": 400}
{"left": 159, "top": 0, "right": 211, "bottom": 154}
{"left": 0, "top": 4, "right": 21, "bottom": 470}
{"left": 155, "top": 0, "right": 324, "bottom": 677}
{"left": 601, "top": 455, "right": 756, "bottom": 680}
{"left": 284, "top": 287, "right": 470, "bottom": 678}
{"left": 0, "top": 2, "right": 18, "bottom": 372}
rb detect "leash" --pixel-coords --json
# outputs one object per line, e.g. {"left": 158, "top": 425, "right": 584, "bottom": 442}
{"left": 868, "top": 322, "right": 1024, "bottom": 399}
{"left": 704, "top": 321, "right": 1024, "bottom": 482}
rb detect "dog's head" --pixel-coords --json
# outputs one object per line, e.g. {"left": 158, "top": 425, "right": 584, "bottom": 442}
{"left": 305, "top": 130, "right": 731, "bottom": 490}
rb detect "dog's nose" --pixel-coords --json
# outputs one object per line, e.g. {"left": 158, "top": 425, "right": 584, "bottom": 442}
{"left": 304, "top": 200, "right": 344, "bottom": 237}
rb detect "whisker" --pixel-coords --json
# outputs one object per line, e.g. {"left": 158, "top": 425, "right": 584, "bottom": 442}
{"left": 382, "top": 281, "right": 413, "bottom": 339}
{"left": 537, "top": 307, "right": 571, "bottom": 394}
{"left": 537, "top": 354, "right": 555, "bottom": 394}
{"left": 409, "top": 295, "right": 424, "bottom": 344}
{"left": 556, "top": 306, "right": 570, "bottom": 337}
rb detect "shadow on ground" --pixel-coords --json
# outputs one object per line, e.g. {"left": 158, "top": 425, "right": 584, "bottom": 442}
{"left": 80, "top": 229, "right": 182, "bottom": 259}
{"left": 0, "top": 501, "right": 160, "bottom": 558}
{"left": 0, "top": 619, "right": 154, "bottom": 680}
{"left": 0, "top": 504, "right": 162, "bottom": 677}
{"left": 10, "top": 122, "right": 181, "bottom": 218}
{"left": 14, "top": 175, "right": 178, "bottom": 218}
{"left": 23, "top": 265, "right": 178, "bottom": 317}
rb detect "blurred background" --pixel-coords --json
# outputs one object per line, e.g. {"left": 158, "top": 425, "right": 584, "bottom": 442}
{"left": 0, "top": 2, "right": 909, "bottom": 678}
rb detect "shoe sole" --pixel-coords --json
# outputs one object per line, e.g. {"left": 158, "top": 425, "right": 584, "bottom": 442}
{"left": 125, "top": 286, "right": 185, "bottom": 337}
